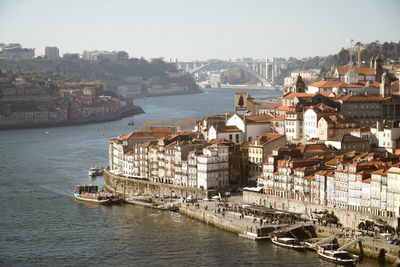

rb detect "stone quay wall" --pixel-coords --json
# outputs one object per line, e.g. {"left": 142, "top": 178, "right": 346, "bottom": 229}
{"left": 104, "top": 169, "right": 207, "bottom": 199}
{"left": 243, "top": 191, "right": 398, "bottom": 229}
{"left": 179, "top": 205, "right": 245, "bottom": 234}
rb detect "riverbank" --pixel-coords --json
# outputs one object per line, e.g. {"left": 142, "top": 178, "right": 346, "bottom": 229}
{"left": 114, "top": 184, "right": 399, "bottom": 264}
{"left": 178, "top": 198, "right": 400, "bottom": 264}
{"left": 0, "top": 105, "right": 144, "bottom": 130}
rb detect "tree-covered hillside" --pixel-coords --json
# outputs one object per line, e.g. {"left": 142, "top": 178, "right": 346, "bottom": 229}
{"left": 0, "top": 57, "right": 198, "bottom": 92}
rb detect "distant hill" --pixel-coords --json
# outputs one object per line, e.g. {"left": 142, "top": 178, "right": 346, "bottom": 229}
{"left": 220, "top": 66, "right": 259, "bottom": 85}
{"left": 0, "top": 57, "right": 199, "bottom": 93}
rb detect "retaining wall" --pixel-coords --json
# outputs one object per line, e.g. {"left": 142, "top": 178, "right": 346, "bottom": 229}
{"left": 104, "top": 169, "right": 207, "bottom": 199}
{"left": 243, "top": 191, "right": 398, "bottom": 229}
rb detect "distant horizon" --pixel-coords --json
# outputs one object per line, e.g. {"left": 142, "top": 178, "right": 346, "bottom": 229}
{"left": 2, "top": 39, "right": 399, "bottom": 63}
{"left": 0, "top": 0, "right": 399, "bottom": 61}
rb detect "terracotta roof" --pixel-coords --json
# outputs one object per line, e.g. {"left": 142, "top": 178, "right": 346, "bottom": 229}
{"left": 259, "top": 101, "right": 282, "bottom": 109}
{"left": 326, "top": 171, "right": 335, "bottom": 177}
{"left": 297, "top": 143, "right": 329, "bottom": 153}
{"left": 208, "top": 143, "right": 229, "bottom": 148}
{"left": 309, "top": 81, "right": 345, "bottom": 88}
{"left": 276, "top": 105, "right": 290, "bottom": 111}
{"left": 352, "top": 126, "right": 371, "bottom": 132}
{"left": 270, "top": 115, "right": 285, "bottom": 121}
{"left": 307, "top": 103, "right": 337, "bottom": 113}
{"left": 207, "top": 139, "right": 233, "bottom": 145}
{"left": 150, "top": 127, "right": 175, "bottom": 134}
{"left": 283, "top": 92, "right": 313, "bottom": 99}
{"left": 251, "top": 133, "right": 285, "bottom": 146}
{"left": 245, "top": 114, "right": 273, "bottom": 123}
{"left": 216, "top": 125, "right": 241, "bottom": 133}
{"left": 124, "top": 150, "right": 134, "bottom": 156}
{"left": 337, "top": 67, "right": 376, "bottom": 76}
{"left": 118, "top": 130, "right": 171, "bottom": 140}
{"left": 308, "top": 80, "right": 373, "bottom": 89}
{"left": 362, "top": 178, "right": 371, "bottom": 184}
{"left": 319, "top": 113, "right": 355, "bottom": 124}
{"left": 317, "top": 91, "right": 337, "bottom": 98}
{"left": 339, "top": 94, "right": 391, "bottom": 102}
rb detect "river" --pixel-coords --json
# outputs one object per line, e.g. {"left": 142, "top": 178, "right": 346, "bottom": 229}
{"left": 0, "top": 88, "right": 381, "bottom": 266}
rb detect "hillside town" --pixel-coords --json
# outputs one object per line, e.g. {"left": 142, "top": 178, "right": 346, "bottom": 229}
{"left": 0, "top": 70, "right": 142, "bottom": 129}
{"left": 108, "top": 55, "right": 400, "bottom": 226}
{"left": 0, "top": 43, "right": 201, "bottom": 99}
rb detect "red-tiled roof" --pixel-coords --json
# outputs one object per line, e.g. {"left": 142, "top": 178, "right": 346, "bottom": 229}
{"left": 319, "top": 113, "right": 355, "bottom": 124}
{"left": 297, "top": 143, "right": 329, "bottom": 153}
{"left": 270, "top": 115, "right": 285, "bottom": 121}
{"left": 217, "top": 126, "right": 241, "bottom": 132}
{"left": 352, "top": 126, "right": 371, "bottom": 132}
{"left": 339, "top": 94, "right": 391, "bottom": 101}
{"left": 337, "top": 67, "right": 376, "bottom": 76}
{"left": 362, "top": 178, "right": 371, "bottom": 184}
{"left": 283, "top": 92, "right": 313, "bottom": 99}
{"left": 276, "top": 105, "right": 290, "bottom": 111}
{"left": 259, "top": 101, "right": 282, "bottom": 109}
{"left": 308, "top": 80, "right": 375, "bottom": 89}
{"left": 245, "top": 114, "right": 273, "bottom": 123}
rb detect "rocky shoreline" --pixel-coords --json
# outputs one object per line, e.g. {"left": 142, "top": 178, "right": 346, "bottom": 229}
{"left": 0, "top": 105, "right": 144, "bottom": 130}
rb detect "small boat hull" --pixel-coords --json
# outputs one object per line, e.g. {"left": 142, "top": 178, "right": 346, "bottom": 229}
{"left": 111, "top": 197, "right": 123, "bottom": 204}
{"left": 89, "top": 167, "right": 103, "bottom": 177}
{"left": 317, "top": 249, "right": 357, "bottom": 265}
{"left": 271, "top": 237, "right": 306, "bottom": 249}
{"left": 74, "top": 193, "right": 113, "bottom": 204}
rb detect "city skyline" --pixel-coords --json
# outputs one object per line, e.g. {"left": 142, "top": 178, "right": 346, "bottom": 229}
{"left": 0, "top": 0, "right": 399, "bottom": 61}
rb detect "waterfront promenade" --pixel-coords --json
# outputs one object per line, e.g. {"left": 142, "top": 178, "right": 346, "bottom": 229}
{"left": 178, "top": 195, "right": 400, "bottom": 264}
{"left": 179, "top": 195, "right": 305, "bottom": 235}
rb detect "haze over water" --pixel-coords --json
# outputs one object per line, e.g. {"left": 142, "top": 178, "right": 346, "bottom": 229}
{"left": 0, "top": 89, "right": 380, "bottom": 266}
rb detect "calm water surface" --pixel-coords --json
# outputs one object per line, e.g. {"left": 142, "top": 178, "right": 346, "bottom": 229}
{"left": 0, "top": 88, "right": 381, "bottom": 266}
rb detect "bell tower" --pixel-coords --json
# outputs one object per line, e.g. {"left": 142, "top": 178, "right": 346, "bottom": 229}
{"left": 293, "top": 74, "right": 305, "bottom": 93}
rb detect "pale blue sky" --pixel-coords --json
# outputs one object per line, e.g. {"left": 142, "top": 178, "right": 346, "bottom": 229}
{"left": 0, "top": 0, "right": 399, "bottom": 61}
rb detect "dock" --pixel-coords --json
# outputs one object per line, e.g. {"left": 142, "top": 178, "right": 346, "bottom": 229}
{"left": 239, "top": 231, "right": 270, "bottom": 241}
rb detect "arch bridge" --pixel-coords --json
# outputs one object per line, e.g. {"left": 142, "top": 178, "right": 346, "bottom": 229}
{"left": 189, "top": 62, "right": 273, "bottom": 88}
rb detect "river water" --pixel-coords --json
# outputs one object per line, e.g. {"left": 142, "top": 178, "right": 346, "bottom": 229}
{"left": 0, "top": 88, "right": 381, "bottom": 266}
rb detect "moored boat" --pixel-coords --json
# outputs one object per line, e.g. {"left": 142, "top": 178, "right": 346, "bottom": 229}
{"left": 127, "top": 121, "right": 134, "bottom": 126}
{"left": 317, "top": 247, "right": 358, "bottom": 265}
{"left": 271, "top": 236, "right": 306, "bottom": 249}
{"left": 110, "top": 194, "right": 123, "bottom": 204}
{"left": 74, "top": 185, "right": 112, "bottom": 205}
{"left": 89, "top": 166, "right": 103, "bottom": 177}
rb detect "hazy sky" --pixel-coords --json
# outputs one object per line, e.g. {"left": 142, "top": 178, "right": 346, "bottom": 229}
{"left": 0, "top": 0, "right": 399, "bottom": 61}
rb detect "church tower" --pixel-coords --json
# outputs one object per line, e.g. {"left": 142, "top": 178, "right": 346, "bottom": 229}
{"left": 292, "top": 74, "right": 305, "bottom": 93}
{"left": 380, "top": 72, "right": 391, "bottom": 97}
{"left": 370, "top": 57, "right": 375, "bottom": 68}
{"left": 375, "top": 54, "right": 384, "bottom": 82}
